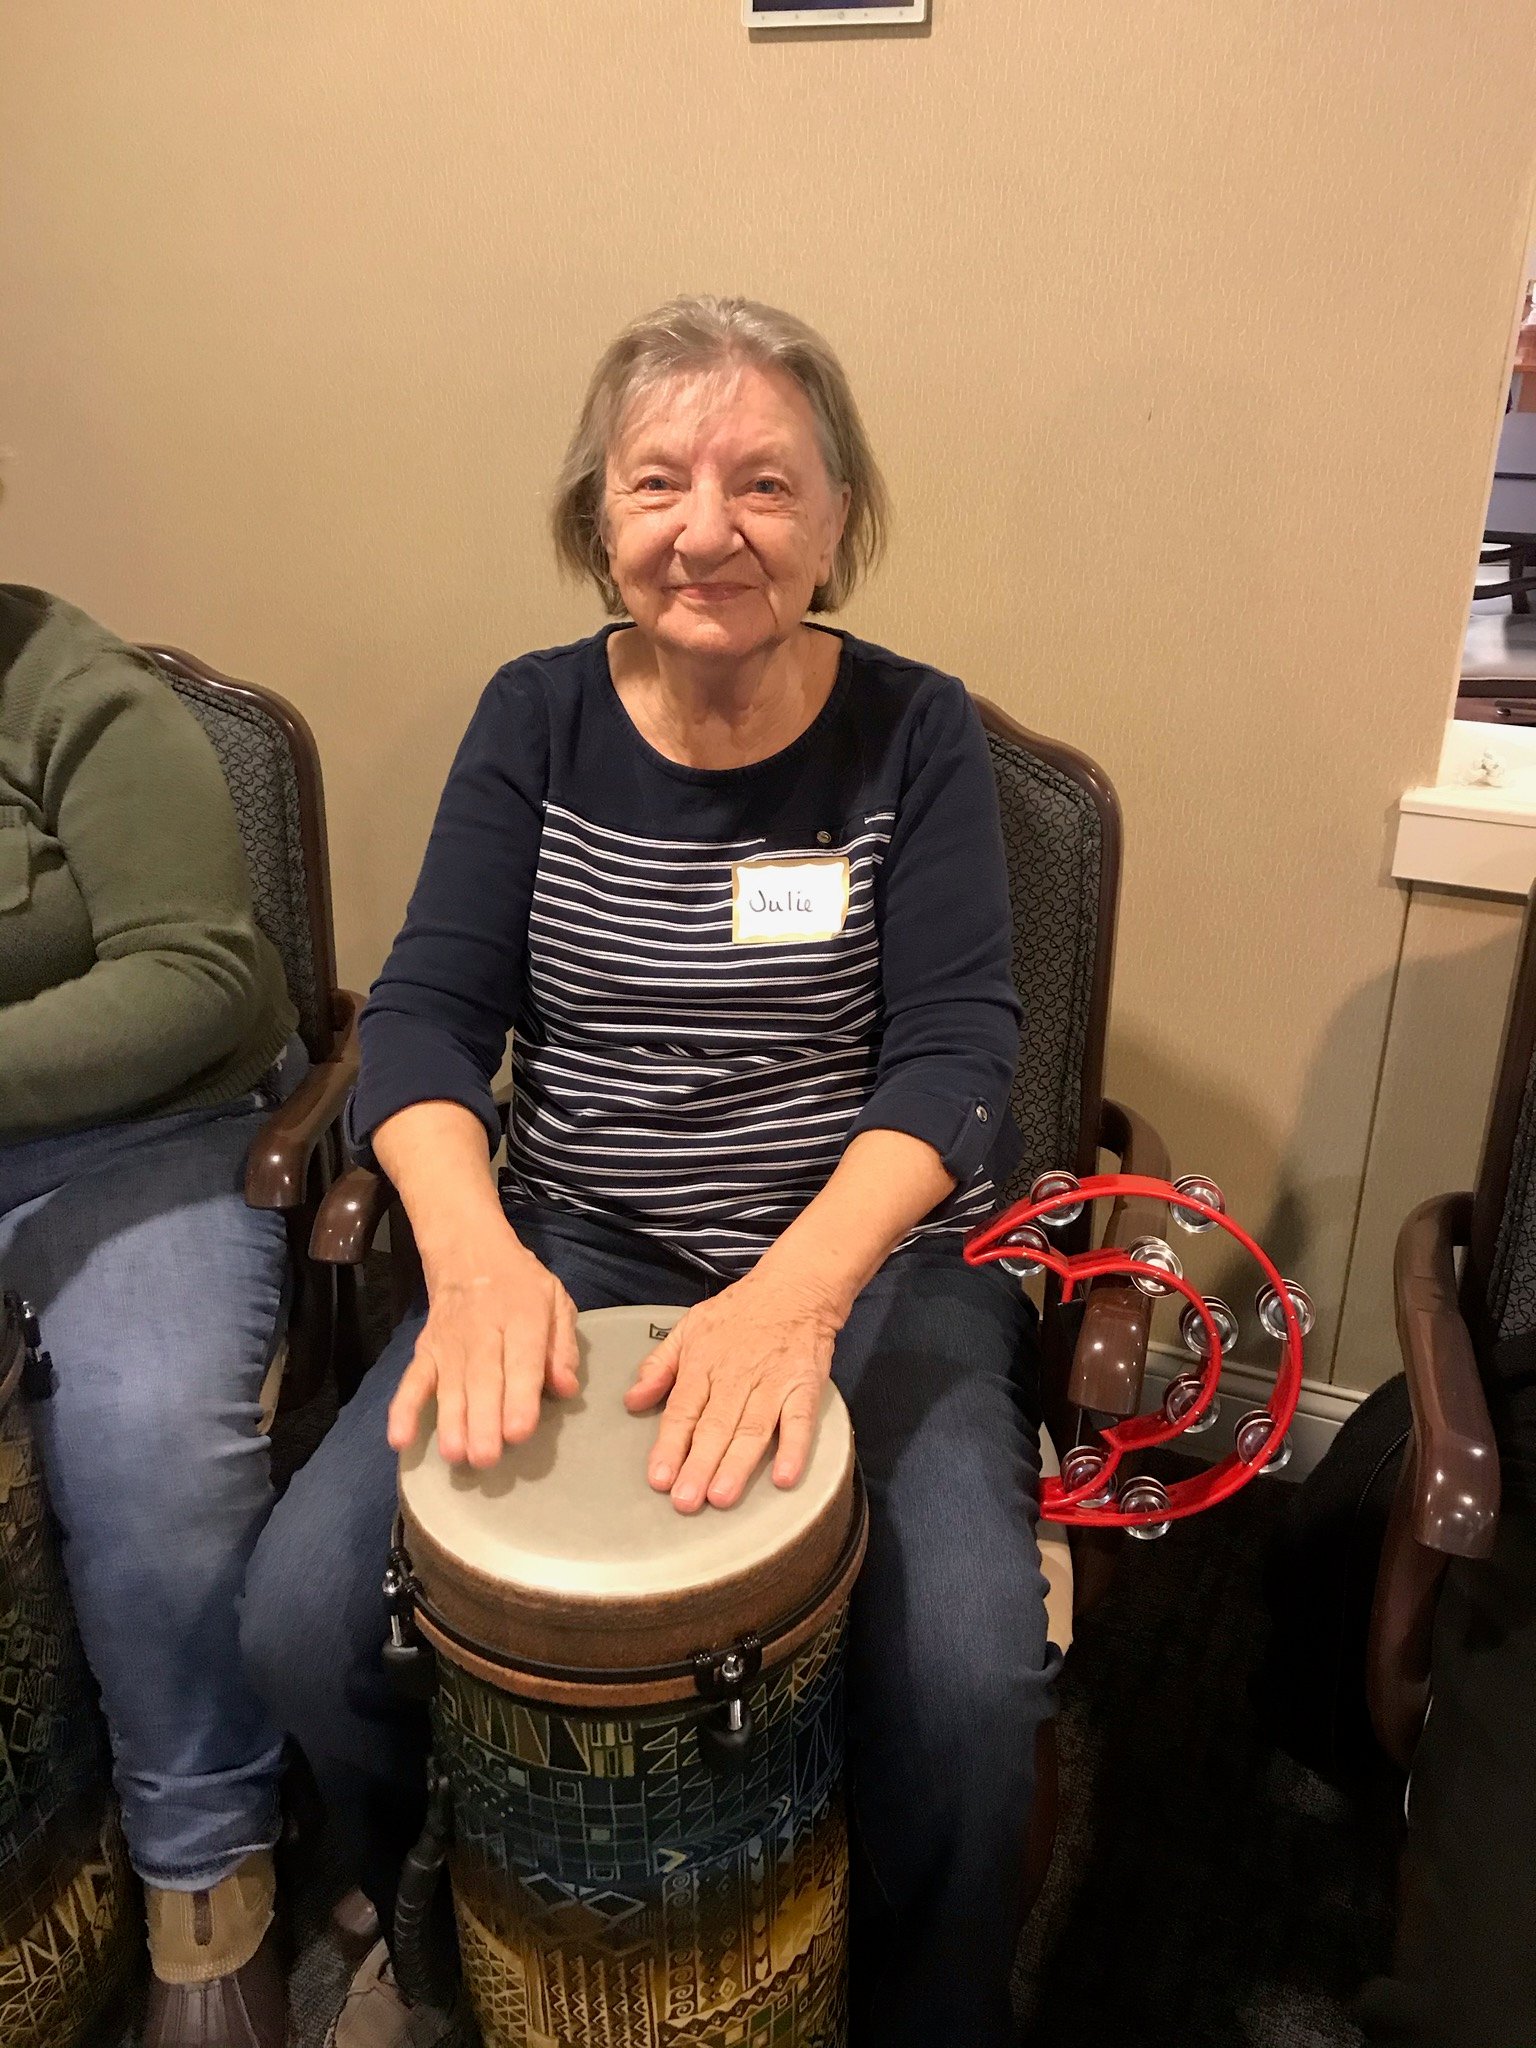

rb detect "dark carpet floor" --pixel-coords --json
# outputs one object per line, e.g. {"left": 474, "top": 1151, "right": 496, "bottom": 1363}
{"left": 1012, "top": 1460, "right": 1399, "bottom": 2047}
{"left": 107, "top": 1302, "right": 1400, "bottom": 2047}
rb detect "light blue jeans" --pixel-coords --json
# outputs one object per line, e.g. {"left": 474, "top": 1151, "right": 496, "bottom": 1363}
{"left": 0, "top": 1043, "right": 304, "bottom": 1889}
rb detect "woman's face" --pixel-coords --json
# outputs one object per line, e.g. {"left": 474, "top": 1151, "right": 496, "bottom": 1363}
{"left": 603, "top": 360, "right": 851, "bottom": 668}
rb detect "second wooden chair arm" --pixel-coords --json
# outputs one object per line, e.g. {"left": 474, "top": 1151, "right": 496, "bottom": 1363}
{"left": 1066, "top": 1098, "right": 1172, "bottom": 1416}
{"left": 309, "top": 1073, "right": 510, "bottom": 1268}
{"left": 1394, "top": 1192, "right": 1500, "bottom": 1558}
{"left": 1367, "top": 1190, "right": 1499, "bottom": 1768}
{"left": 244, "top": 994, "right": 363, "bottom": 1211}
{"left": 309, "top": 1163, "right": 393, "bottom": 1267}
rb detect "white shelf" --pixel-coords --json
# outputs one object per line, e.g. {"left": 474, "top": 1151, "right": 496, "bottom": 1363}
{"left": 1393, "top": 717, "right": 1536, "bottom": 895}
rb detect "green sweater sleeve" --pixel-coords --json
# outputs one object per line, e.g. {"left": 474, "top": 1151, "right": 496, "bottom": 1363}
{"left": 0, "top": 643, "right": 289, "bottom": 1137}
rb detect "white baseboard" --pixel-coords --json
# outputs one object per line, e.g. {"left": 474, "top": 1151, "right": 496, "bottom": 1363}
{"left": 1141, "top": 1341, "right": 1364, "bottom": 1482}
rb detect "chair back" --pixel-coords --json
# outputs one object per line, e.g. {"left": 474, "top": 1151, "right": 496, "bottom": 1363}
{"left": 142, "top": 646, "right": 340, "bottom": 1063}
{"left": 1468, "top": 886, "right": 1536, "bottom": 1349}
{"left": 975, "top": 698, "right": 1122, "bottom": 1205}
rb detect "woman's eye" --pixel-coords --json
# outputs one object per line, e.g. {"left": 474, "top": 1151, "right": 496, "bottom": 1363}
{"left": 748, "top": 478, "right": 787, "bottom": 496}
{"left": 635, "top": 476, "right": 674, "bottom": 494}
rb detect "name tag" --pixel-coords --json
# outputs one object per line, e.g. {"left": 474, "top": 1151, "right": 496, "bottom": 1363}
{"left": 731, "top": 856, "right": 850, "bottom": 945}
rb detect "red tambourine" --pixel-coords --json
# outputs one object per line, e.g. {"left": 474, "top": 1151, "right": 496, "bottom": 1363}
{"left": 964, "top": 1172, "right": 1312, "bottom": 1534}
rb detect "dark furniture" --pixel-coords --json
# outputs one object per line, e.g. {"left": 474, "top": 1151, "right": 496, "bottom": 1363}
{"left": 1363, "top": 888, "right": 1536, "bottom": 1768}
{"left": 143, "top": 645, "right": 362, "bottom": 1407}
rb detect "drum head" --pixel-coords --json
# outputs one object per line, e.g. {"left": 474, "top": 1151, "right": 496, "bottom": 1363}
{"left": 399, "top": 1303, "right": 859, "bottom": 1680}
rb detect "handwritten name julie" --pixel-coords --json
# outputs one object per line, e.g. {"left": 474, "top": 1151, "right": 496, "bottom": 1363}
{"left": 747, "top": 886, "right": 817, "bottom": 916}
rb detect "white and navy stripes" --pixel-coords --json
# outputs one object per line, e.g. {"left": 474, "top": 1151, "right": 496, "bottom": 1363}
{"left": 500, "top": 803, "right": 994, "bottom": 1269}
{"left": 352, "top": 628, "right": 1023, "bottom": 1279}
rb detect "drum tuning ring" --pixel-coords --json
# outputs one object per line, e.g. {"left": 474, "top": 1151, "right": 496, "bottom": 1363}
{"left": 1127, "top": 1237, "right": 1182, "bottom": 1297}
{"left": 1170, "top": 1174, "right": 1225, "bottom": 1234}
{"left": 1162, "top": 1372, "right": 1220, "bottom": 1436}
{"left": 1029, "top": 1171, "right": 1084, "bottom": 1228}
{"left": 1178, "top": 1295, "right": 1239, "bottom": 1362}
{"left": 1119, "top": 1474, "right": 1173, "bottom": 1541}
{"left": 1233, "top": 1407, "right": 1293, "bottom": 1474}
{"left": 1255, "top": 1280, "right": 1315, "bottom": 1342}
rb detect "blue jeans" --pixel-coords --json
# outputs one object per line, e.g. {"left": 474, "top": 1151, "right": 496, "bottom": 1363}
{"left": 243, "top": 1202, "right": 1059, "bottom": 2048}
{"left": 0, "top": 1044, "right": 305, "bottom": 1890}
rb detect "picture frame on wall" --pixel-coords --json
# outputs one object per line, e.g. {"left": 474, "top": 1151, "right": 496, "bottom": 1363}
{"left": 745, "top": 0, "right": 927, "bottom": 26}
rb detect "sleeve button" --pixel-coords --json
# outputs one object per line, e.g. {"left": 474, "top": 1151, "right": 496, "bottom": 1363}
{"left": 975, "top": 1104, "right": 990, "bottom": 1123}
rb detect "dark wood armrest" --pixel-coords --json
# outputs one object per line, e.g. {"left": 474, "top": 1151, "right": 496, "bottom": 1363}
{"left": 309, "top": 1164, "right": 393, "bottom": 1267}
{"left": 1394, "top": 1192, "right": 1499, "bottom": 1557}
{"left": 244, "top": 994, "right": 362, "bottom": 1211}
{"left": 1068, "top": 1099, "right": 1172, "bottom": 1416}
{"left": 1367, "top": 1191, "right": 1499, "bottom": 1769}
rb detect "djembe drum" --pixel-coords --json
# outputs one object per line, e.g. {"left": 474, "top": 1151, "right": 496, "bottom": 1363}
{"left": 0, "top": 1294, "right": 133, "bottom": 2048}
{"left": 389, "top": 1302, "right": 868, "bottom": 2048}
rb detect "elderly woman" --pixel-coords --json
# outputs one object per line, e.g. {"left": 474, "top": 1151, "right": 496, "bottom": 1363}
{"left": 243, "top": 297, "right": 1057, "bottom": 2048}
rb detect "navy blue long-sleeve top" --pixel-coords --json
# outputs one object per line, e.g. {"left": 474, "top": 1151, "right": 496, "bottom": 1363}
{"left": 352, "top": 625, "right": 1022, "bottom": 1277}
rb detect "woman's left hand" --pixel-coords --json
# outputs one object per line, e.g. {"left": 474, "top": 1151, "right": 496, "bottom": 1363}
{"left": 623, "top": 1272, "right": 843, "bottom": 1513}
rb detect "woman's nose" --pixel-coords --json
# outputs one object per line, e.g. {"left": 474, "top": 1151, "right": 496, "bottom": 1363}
{"left": 675, "top": 482, "right": 740, "bottom": 563}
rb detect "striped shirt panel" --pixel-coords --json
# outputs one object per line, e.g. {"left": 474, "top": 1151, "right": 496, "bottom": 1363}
{"left": 503, "top": 801, "right": 996, "bottom": 1275}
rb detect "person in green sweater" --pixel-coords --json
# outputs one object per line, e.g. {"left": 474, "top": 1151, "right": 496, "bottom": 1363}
{"left": 0, "top": 584, "right": 301, "bottom": 2048}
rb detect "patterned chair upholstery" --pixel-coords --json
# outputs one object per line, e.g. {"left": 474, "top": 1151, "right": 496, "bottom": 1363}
{"left": 982, "top": 715, "right": 1112, "bottom": 1203}
{"left": 156, "top": 664, "right": 330, "bottom": 1060}
{"left": 141, "top": 645, "right": 363, "bottom": 1402}
{"left": 974, "top": 701, "right": 1169, "bottom": 1417}
{"left": 1486, "top": 1034, "right": 1536, "bottom": 1348}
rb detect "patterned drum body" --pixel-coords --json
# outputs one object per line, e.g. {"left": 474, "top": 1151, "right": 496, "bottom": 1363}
{"left": 439, "top": 1620, "right": 848, "bottom": 2047}
{"left": 0, "top": 1300, "right": 133, "bottom": 2048}
{"left": 399, "top": 1305, "right": 865, "bottom": 2048}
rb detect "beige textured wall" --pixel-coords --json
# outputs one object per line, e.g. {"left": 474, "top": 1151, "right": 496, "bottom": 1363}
{"left": 4, "top": 2, "right": 1535, "bottom": 1384}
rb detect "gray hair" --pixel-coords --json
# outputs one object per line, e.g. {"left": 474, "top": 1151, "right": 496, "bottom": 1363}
{"left": 551, "top": 295, "right": 889, "bottom": 615}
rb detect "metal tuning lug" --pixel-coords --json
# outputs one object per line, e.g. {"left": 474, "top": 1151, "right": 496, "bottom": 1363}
{"left": 998, "top": 1224, "right": 1050, "bottom": 1281}
{"left": 1233, "top": 1407, "right": 1292, "bottom": 1474}
{"left": 1162, "top": 1371, "right": 1220, "bottom": 1436}
{"left": 1126, "top": 1237, "right": 1183, "bottom": 1297}
{"left": 1119, "top": 1474, "right": 1173, "bottom": 1541}
{"left": 1029, "top": 1170, "right": 1084, "bottom": 1229}
{"left": 1178, "top": 1295, "right": 1239, "bottom": 1361}
{"left": 381, "top": 1550, "right": 435, "bottom": 1701}
{"left": 1170, "top": 1174, "right": 1226, "bottom": 1234}
{"left": 18, "top": 1299, "right": 56, "bottom": 1401}
{"left": 694, "top": 1637, "right": 764, "bottom": 1775}
{"left": 1255, "top": 1281, "right": 1314, "bottom": 1343}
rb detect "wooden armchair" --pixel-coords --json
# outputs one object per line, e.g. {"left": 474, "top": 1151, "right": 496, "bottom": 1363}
{"left": 144, "top": 646, "right": 363, "bottom": 1410}
{"left": 1363, "top": 888, "right": 1536, "bottom": 1769}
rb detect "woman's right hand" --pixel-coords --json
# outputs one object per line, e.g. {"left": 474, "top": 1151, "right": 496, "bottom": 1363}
{"left": 385, "top": 1224, "right": 580, "bottom": 1466}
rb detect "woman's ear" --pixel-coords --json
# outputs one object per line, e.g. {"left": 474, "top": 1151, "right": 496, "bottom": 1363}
{"left": 820, "top": 483, "right": 853, "bottom": 582}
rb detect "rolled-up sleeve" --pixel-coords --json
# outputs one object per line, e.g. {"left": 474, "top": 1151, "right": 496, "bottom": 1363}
{"left": 348, "top": 664, "right": 548, "bottom": 1165}
{"left": 846, "top": 678, "right": 1021, "bottom": 1184}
